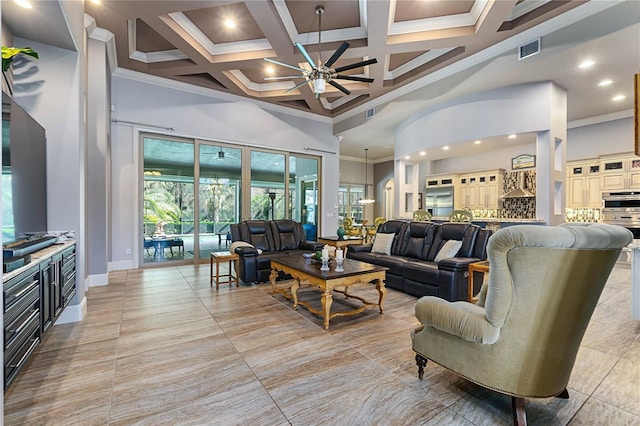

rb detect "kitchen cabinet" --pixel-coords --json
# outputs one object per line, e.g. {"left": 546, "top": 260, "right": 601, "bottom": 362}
{"left": 600, "top": 154, "right": 640, "bottom": 191}
{"left": 457, "top": 169, "right": 504, "bottom": 209}
{"left": 425, "top": 173, "right": 458, "bottom": 188}
{"left": 566, "top": 161, "right": 601, "bottom": 208}
{"left": 3, "top": 242, "right": 76, "bottom": 390}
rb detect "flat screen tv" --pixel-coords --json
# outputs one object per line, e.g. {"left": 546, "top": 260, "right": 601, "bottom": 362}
{"left": 2, "top": 92, "right": 48, "bottom": 244}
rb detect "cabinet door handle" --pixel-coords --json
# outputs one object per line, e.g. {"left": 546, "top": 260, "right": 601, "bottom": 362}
{"left": 8, "top": 337, "right": 40, "bottom": 368}
{"left": 7, "top": 280, "right": 39, "bottom": 304}
{"left": 8, "top": 309, "right": 39, "bottom": 334}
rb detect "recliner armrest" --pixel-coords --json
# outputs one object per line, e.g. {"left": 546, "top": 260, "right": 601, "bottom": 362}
{"left": 348, "top": 244, "right": 373, "bottom": 253}
{"left": 235, "top": 246, "right": 259, "bottom": 256}
{"left": 438, "top": 257, "right": 481, "bottom": 272}
{"left": 300, "top": 241, "right": 323, "bottom": 251}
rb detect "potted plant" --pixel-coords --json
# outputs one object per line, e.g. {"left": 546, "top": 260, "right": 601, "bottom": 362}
{"left": 2, "top": 46, "right": 38, "bottom": 95}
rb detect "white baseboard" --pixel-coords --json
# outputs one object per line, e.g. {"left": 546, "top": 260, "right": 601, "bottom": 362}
{"left": 88, "top": 272, "right": 109, "bottom": 287}
{"left": 55, "top": 296, "right": 87, "bottom": 325}
{"left": 109, "top": 260, "right": 135, "bottom": 271}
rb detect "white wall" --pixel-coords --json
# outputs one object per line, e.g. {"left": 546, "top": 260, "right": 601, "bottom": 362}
{"left": 13, "top": 35, "right": 86, "bottom": 308}
{"left": 110, "top": 72, "right": 338, "bottom": 269}
{"left": 567, "top": 117, "right": 634, "bottom": 160}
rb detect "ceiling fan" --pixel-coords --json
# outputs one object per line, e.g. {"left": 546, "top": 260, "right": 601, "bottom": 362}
{"left": 264, "top": 5, "right": 377, "bottom": 98}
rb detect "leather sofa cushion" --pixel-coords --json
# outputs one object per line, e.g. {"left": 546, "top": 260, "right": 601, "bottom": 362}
{"left": 349, "top": 252, "right": 408, "bottom": 276}
{"left": 427, "top": 223, "right": 478, "bottom": 261}
{"left": 270, "top": 220, "right": 303, "bottom": 251}
{"left": 240, "top": 220, "right": 274, "bottom": 252}
{"left": 403, "top": 260, "right": 439, "bottom": 283}
{"left": 377, "top": 220, "right": 409, "bottom": 255}
{"left": 399, "top": 222, "right": 436, "bottom": 260}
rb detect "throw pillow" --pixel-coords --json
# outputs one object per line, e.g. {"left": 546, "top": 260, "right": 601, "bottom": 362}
{"left": 434, "top": 240, "right": 462, "bottom": 262}
{"left": 371, "top": 233, "right": 395, "bottom": 255}
{"left": 229, "top": 241, "right": 263, "bottom": 254}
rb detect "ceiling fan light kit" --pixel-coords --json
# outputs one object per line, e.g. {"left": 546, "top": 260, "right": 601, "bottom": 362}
{"left": 264, "top": 5, "right": 377, "bottom": 97}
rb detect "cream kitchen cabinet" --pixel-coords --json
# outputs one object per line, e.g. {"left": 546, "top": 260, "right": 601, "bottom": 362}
{"left": 425, "top": 174, "right": 458, "bottom": 189}
{"left": 600, "top": 155, "right": 640, "bottom": 191}
{"left": 456, "top": 169, "right": 504, "bottom": 209}
{"left": 566, "top": 161, "right": 601, "bottom": 208}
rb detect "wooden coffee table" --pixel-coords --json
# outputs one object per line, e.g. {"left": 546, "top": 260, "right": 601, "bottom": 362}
{"left": 269, "top": 256, "right": 387, "bottom": 329}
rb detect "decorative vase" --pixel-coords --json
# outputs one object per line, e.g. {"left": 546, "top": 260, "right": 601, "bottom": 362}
{"left": 337, "top": 227, "right": 345, "bottom": 240}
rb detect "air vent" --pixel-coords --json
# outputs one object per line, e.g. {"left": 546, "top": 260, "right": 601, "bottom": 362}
{"left": 365, "top": 108, "right": 375, "bottom": 120}
{"left": 518, "top": 38, "right": 540, "bottom": 60}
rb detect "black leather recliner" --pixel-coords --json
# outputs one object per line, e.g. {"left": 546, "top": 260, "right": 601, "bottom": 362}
{"left": 230, "top": 219, "right": 323, "bottom": 283}
{"left": 348, "top": 221, "right": 491, "bottom": 302}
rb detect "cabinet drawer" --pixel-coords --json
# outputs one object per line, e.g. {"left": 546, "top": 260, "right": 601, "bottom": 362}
{"left": 3, "top": 282, "right": 39, "bottom": 328}
{"left": 4, "top": 326, "right": 39, "bottom": 389}
{"left": 3, "top": 266, "right": 40, "bottom": 313}
{"left": 4, "top": 305, "right": 39, "bottom": 356}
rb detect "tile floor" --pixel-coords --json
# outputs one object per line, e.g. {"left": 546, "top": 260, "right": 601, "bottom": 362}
{"left": 4, "top": 264, "right": 640, "bottom": 425}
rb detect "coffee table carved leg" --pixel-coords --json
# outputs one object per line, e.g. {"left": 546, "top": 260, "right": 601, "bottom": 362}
{"left": 291, "top": 279, "right": 300, "bottom": 309}
{"left": 376, "top": 279, "right": 387, "bottom": 313}
{"left": 321, "top": 287, "right": 333, "bottom": 330}
{"left": 269, "top": 268, "right": 279, "bottom": 294}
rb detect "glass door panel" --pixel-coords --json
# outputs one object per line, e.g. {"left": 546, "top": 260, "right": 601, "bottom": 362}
{"left": 290, "top": 155, "right": 319, "bottom": 240}
{"left": 142, "top": 137, "right": 194, "bottom": 264}
{"left": 198, "top": 144, "right": 242, "bottom": 259}
{"left": 250, "top": 151, "right": 286, "bottom": 220}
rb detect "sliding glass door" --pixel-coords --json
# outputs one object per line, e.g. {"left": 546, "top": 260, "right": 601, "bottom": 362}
{"left": 141, "top": 134, "right": 321, "bottom": 265}
{"left": 142, "top": 136, "right": 194, "bottom": 265}
{"left": 198, "top": 144, "right": 242, "bottom": 260}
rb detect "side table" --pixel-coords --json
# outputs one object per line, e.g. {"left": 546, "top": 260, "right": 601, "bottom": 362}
{"left": 210, "top": 251, "right": 239, "bottom": 290}
{"left": 467, "top": 260, "right": 490, "bottom": 303}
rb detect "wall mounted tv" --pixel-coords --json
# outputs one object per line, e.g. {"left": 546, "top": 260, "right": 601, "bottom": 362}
{"left": 2, "top": 92, "right": 48, "bottom": 244}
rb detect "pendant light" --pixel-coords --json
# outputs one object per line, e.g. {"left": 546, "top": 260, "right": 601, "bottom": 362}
{"left": 359, "top": 148, "right": 375, "bottom": 204}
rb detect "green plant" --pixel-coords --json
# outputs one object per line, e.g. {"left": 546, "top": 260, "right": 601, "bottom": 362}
{"left": 1, "top": 46, "right": 38, "bottom": 95}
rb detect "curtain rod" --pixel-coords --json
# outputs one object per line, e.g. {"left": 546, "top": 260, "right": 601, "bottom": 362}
{"left": 304, "top": 147, "right": 336, "bottom": 155}
{"left": 111, "top": 118, "right": 175, "bottom": 131}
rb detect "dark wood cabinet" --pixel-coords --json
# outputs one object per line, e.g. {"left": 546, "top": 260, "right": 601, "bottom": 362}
{"left": 4, "top": 243, "right": 76, "bottom": 390}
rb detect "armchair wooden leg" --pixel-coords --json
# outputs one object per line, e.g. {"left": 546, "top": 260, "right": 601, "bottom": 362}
{"left": 415, "top": 353, "right": 427, "bottom": 380}
{"left": 556, "top": 388, "right": 569, "bottom": 399}
{"left": 512, "top": 396, "right": 527, "bottom": 426}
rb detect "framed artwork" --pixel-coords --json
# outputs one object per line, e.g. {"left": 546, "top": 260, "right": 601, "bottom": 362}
{"left": 512, "top": 154, "right": 536, "bottom": 170}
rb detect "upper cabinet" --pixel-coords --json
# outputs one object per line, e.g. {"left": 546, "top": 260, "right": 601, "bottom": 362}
{"left": 600, "top": 154, "right": 640, "bottom": 191}
{"left": 425, "top": 174, "right": 458, "bottom": 188}
{"left": 567, "top": 160, "right": 601, "bottom": 208}
{"left": 456, "top": 169, "right": 504, "bottom": 210}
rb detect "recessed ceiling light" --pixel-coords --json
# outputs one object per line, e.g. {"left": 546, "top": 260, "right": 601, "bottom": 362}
{"left": 404, "top": 155, "right": 410, "bottom": 160}
{"left": 598, "top": 79, "right": 613, "bottom": 87}
{"left": 612, "top": 95, "right": 626, "bottom": 101}
{"left": 474, "top": 140, "right": 481, "bottom": 145}
{"left": 14, "top": 0, "right": 32, "bottom": 8}
{"left": 89, "top": 0, "right": 100, "bottom": 4}
{"left": 443, "top": 146, "right": 450, "bottom": 150}
{"left": 508, "top": 134, "right": 517, "bottom": 139}
{"left": 225, "top": 19, "right": 236, "bottom": 29}
{"left": 266, "top": 66, "right": 274, "bottom": 74}
{"left": 578, "top": 60, "right": 595, "bottom": 69}
{"left": 420, "top": 151, "right": 426, "bottom": 156}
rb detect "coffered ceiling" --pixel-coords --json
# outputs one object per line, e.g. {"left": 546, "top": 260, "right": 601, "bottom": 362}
{"left": 83, "top": 0, "right": 585, "bottom": 117}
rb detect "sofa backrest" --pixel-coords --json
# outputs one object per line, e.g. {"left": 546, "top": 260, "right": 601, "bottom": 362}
{"left": 270, "top": 220, "right": 305, "bottom": 251}
{"left": 399, "top": 221, "right": 437, "bottom": 260}
{"left": 238, "top": 220, "right": 274, "bottom": 252}
{"left": 472, "top": 228, "right": 492, "bottom": 260}
{"left": 427, "top": 222, "right": 479, "bottom": 261}
{"left": 377, "top": 220, "right": 408, "bottom": 255}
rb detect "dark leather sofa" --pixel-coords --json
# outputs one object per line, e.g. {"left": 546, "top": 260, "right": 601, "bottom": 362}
{"left": 347, "top": 220, "right": 491, "bottom": 302}
{"left": 230, "top": 220, "right": 323, "bottom": 283}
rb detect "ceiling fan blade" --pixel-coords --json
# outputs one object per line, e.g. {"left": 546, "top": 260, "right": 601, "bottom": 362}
{"left": 264, "top": 57, "right": 308, "bottom": 73}
{"left": 264, "top": 76, "right": 306, "bottom": 81}
{"left": 328, "top": 80, "right": 351, "bottom": 95}
{"left": 324, "top": 42, "right": 350, "bottom": 68}
{"left": 333, "top": 58, "right": 378, "bottom": 73}
{"left": 286, "top": 79, "right": 310, "bottom": 94}
{"left": 294, "top": 42, "right": 317, "bottom": 69}
{"left": 334, "top": 75, "right": 374, "bottom": 83}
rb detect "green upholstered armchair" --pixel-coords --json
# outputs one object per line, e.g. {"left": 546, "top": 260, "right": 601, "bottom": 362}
{"left": 411, "top": 223, "right": 632, "bottom": 425}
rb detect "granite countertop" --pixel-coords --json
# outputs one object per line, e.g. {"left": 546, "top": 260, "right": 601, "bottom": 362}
{"left": 3, "top": 240, "right": 76, "bottom": 281}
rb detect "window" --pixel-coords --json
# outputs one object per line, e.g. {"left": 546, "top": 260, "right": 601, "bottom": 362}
{"left": 338, "top": 185, "right": 364, "bottom": 223}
